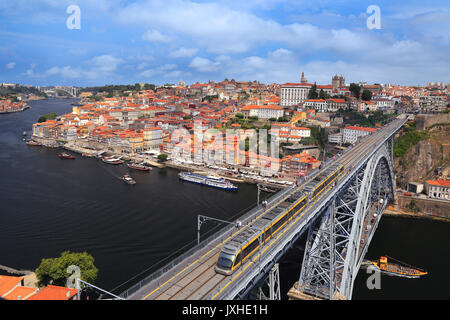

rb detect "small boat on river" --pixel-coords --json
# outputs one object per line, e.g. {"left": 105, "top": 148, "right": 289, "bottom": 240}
{"left": 122, "top": 174, "right": 136, "bottom": 185}
{"left": 370, "top": 256, "right": 428, "bottom": 278}
{"left": 58, "top": 152, "right": 75, "bottom": 159}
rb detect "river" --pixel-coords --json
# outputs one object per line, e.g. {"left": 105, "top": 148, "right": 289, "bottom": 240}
{"left": 0, "top": 98, "right": 448, "bottom": 299}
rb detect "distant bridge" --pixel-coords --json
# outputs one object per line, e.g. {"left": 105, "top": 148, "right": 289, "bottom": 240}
{"left": 40, "top": 86, "right": 79, "bottom": 97}
{"left": 118, "top": 116, "right": 406, "bottom": 300}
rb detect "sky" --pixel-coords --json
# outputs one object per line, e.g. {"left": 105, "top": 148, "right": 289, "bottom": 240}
{"left": 0, "top": 0, "right": 449, "bottom": 87}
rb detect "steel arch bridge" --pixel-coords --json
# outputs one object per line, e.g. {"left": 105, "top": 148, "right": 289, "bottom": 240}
{"left": 293, "top": 141, "right": 395, "bottom": 300}
{"left": 118, "top": 116, "right": 406, "bottom": 301}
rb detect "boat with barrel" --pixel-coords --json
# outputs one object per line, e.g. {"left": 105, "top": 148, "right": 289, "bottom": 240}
{"left": 178, "top": 172, "right": 237, "bottom": 191}
{"left": 369, "top": 256, "right": 428, "bottom": 278}
{"left": 122, "top": 174, "right": 136, "bottom": 185}
{"left": 57, "top": 152, "right": 76, "bottom": 159}
{"left": 127, "top": 162, "right": 152, "bottom": 172}
{"left": 102, "top": 156, "right": 124, "bottom": 165}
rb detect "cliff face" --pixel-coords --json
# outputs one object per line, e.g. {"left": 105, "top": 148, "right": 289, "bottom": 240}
{"left": 394, "top": 116, "right": 450, "bottom": 188}
{"left": 394, "top": 139, "right": 443, "bottom": 188}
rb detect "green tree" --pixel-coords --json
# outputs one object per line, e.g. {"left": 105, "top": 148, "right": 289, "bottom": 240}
{"left": 235, "top": 113, "right": 244, "bottom": 119}
{"left": 37, "top": 112, "right": 57, "bottom": 123}
{"left": 349, "top": 83, "right": 361, "bottom": 98}
{"left": 158, "top": 153, "right": 168, "bottom": 162}
{"left": 35, "top": 251, "right": 98, "bottom": 287}
{"left": 308, "top": 83, "right": 318, "bottom": 99}
{"left": 361, "top": 89, "right": 373, "bottom": 101}
{"left": 319, "top": 89, "right": 329, "bottom": 100}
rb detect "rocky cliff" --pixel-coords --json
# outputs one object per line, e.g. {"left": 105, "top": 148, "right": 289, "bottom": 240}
{"left": 395, "top": 139, "right": 444, "bottom": 188}
{"left": 394, "top": 117, "right": 449, "bottom": 189}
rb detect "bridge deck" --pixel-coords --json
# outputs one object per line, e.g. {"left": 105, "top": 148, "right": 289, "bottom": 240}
{"left": 124, "top": 116, "right": 407, "bottom": 300}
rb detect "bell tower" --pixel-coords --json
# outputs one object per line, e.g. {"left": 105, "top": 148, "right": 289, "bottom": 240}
{"left": 300, "top": 72, "right": 307, "bottom": 84}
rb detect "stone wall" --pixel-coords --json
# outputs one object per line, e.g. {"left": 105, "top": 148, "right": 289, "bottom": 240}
{"left": 416, "top": 113, "right": 450, "bottom": 131}
{"left": 397, "top": 195, "right": 450, "bottom": 218}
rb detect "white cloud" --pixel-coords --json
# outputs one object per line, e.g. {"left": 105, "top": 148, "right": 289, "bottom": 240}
{"left": 46, "top": 66, "right": 82, "bottom": 78}
{"left": 139, "top": 63, "right": 178, "bottom": 77}
{"left": 116, "top": 0, "right": 389, "bottom": 56}
{"left": 142, "top": 29, "right": 172, "bottom": 42}
{"left": 137, "top": 62, "right": 150, "bottom": 70}
{"left": 91, "top": 54, "right": 123, "bottom": 72}
{"left": 169, "top": 47, "right": 198, "bottom": 58}
{"left": 189, "top": 57, "right": 221, "bottom": 72}
{"left": 43, "top": 54, "right": 124, "bottom": 80}
{"left": 5, "top": 62, "right": 16, "bottom": 69}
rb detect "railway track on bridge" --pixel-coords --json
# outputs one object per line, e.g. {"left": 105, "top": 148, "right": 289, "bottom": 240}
{"left": 124, "top": 118, "right": 405, "bottom": 300}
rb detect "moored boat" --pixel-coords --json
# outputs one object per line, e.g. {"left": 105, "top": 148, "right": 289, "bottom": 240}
{"left": 122, "top": 174, "right": 136, "bottom": 185}
{"left": 370, "top": 256, "right": 428, "bottom": 278}
{"left": 127, "top": 162, "right": 151, "bottom": 171}
{"left": 26, "top": 140, "right": 41, "bottom": 146}
{"left": 82, "top": 153, "right": 95, "bottom": 157}
{"left": 179, "top": 172, "right": 237, "bottom": 191}
{"left": 102, "top": 156, "right": 124, "bottom": 165}
{"left": 58, "top": 152, "right": 75, "bottom": 159}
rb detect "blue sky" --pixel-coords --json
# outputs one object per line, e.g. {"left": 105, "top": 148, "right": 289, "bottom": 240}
{"left": 1, "top": 0, "right": 449, "bottom": 87}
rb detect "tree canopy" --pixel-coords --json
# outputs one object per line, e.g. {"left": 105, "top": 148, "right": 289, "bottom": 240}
{"left": 35, "top": 251, "right": 98, "bottom": 287}
{"left": 38, "top": 112, "right": 57, "bottom": 123}
{"left": 349, "top": 83, "right": 361, "bottom": 98}
{"left": 308, "top": 83, "right": 319, "bottom": 99}
{"left": 361, "top": 89, "right": 373, "bottom": 101}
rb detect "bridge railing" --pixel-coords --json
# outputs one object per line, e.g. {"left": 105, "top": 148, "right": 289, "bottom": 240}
{"left": 119, "top": 184, "right": 295, "bottom": 299}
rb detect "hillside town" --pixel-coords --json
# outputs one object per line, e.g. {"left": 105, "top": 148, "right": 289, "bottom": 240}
{"left": 27, "top": 73, "right": 450, "bottom": 188}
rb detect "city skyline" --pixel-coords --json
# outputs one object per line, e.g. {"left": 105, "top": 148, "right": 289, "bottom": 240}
{"left": 1, "top": 0, "right": 449, "bottom": 87}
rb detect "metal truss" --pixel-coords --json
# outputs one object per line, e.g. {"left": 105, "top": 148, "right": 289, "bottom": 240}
{"left": 257, "top": 263, "right": 281, "bottom": 300}
{"left": 297, "top": 141, "right": 395, "bottom": 300}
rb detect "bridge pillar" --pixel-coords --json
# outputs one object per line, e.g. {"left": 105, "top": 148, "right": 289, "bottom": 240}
{"left": 293, "top": 141, "right": 395, "bottom": 300}
{"left": 256, "top": 263, "right": 280, "bottom": 300}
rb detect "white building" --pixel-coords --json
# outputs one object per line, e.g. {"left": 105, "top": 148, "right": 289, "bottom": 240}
{"left": 241, "top": 104, "right": 284, "bottom": 119}
{"left": 280, "top": 83, "right": 312, "bottom": 107}
{"left": 426, "top": 179, "right": 450, "bottom": 200}
{"left": 328, "top": 132, "right": 343, "bottom": 144}
{"left": 372, "top": 97, "right": 395, "bottom": 111}
{"left": 342, "top": 126, "right": 376, "bottom": 144}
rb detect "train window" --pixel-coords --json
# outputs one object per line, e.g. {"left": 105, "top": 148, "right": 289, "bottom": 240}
{"left": 243, "top": 238, "right": 260, "bottom": 259}
{"left": 217, "top": 252, "right": 235, "bottom": 270}
{"left": 233, "top": 252, "right": 242, "bottom": 267}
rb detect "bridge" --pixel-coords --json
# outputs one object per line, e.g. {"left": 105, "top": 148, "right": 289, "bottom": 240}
{"left": 40, "top": 86, "right": 79, "bottom": 97}
{"left": 118, "top": 116, "right": 407, "bottom": 300}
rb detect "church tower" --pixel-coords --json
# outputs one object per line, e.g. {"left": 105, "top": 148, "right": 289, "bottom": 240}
{"left": 300, "top": 72, "right": 307, "bottom": 83}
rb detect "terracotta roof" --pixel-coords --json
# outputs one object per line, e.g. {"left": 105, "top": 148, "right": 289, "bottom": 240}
{"left": 3, "top": 286, "right": 38, "bottom": 300}
{"left": 426, "top": 179, "right": 450, "bottom": 187}
{"left": 27, "top": 285, "right": 78, "bottom": 300}
{"left": 344, "top": 126, "right": 376, "bottom": 132}
{"left": 0, "top": 275, "right": 23, "bottom": 296}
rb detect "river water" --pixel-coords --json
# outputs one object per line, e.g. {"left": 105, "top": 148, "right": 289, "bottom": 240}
{"left": 0, "top": 98, "right": 448, "bottom": 299}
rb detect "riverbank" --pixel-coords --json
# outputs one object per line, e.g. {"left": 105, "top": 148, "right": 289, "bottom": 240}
{"left": 0, "top": 104, "right": 30, "bottom": 114}
{"left": 383, "top": 205, "right": 450, "bottom": 223}
{"left": 28, "top": 135, "right": 288, "bottom": 188}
